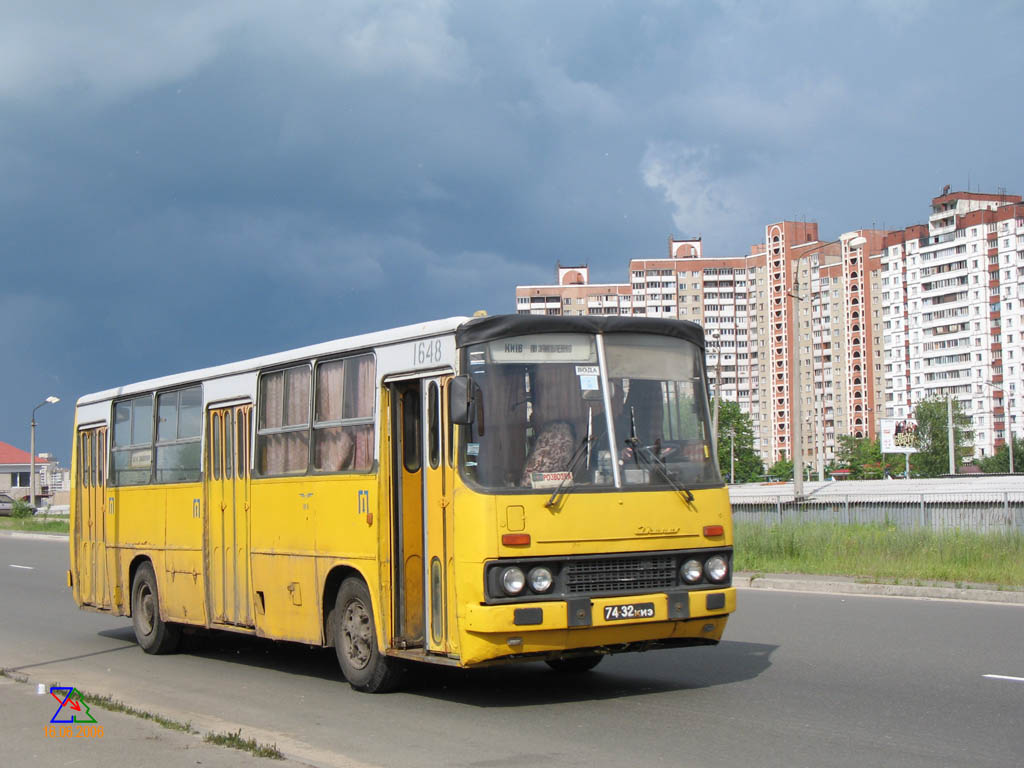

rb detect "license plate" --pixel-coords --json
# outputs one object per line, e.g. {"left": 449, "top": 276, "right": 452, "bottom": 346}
{"left": 602, "top": 602, "right": 655, "bottom": 621}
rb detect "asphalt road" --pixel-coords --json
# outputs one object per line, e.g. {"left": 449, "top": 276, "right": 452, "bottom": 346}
{"left": 2, "top": 533, "right": 1022, "bottom": 768}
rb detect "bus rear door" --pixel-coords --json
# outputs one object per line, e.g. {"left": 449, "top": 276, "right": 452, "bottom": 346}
{"left": 204, "top": 404, "right": 255, "bottom": 627}
{"left": 75, "top": 426, "right": 110, "bottom": 609}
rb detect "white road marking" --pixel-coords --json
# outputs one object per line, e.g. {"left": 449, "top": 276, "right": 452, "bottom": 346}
{"left": 983, "top": 674, "right": 1024, "bottom": 683}
{"left": 9, "top": 564, "right": 34, "bottom": 570}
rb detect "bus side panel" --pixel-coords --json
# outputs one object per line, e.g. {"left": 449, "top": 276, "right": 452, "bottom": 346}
{"left": 313, "top": 473, "right": 382, "bottom": 647}
{"left": 69, "top": 417, "right": 82, "bottom": 607}
{"left": 249, "top": 477, "right": 320, "bottom": 644}
{"left": 161, "top": 483, "right": 207, "bottom": 625}
{"left": 113, "top": 485, "right": 167, "bottom": 619}
{"left": 450, "top": 481, "right": 498, "bottom": 655}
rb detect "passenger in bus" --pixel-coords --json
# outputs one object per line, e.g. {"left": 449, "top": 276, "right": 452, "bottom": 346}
{"left": 519, "top": 364, "right": 594, "bottom": 486}
{"left": 520, "top": 421, "right": 576, "bottom": 486}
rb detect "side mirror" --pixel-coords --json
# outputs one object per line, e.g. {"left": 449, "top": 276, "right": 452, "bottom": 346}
{"left": 449, "top": 376, "right": 476, "bottom": 426}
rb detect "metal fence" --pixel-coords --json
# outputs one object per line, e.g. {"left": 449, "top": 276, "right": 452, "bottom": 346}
{"left": 731, "top": 493, "right": 1024, "bottom": 533}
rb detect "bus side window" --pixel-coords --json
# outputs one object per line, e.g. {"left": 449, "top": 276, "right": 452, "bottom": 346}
{"left": 98, "top": 431, "right": 106, "bottom": 487}
{"left": 224, "top": 410, "right": 233, "bottom": 480}
{"left": 212, "top": 413, "right": 221, "bottom": 481}
{"left": 428, "top": 382, "right": 440, "bottom": 470}
{"left": 237, "top": 410, "right": 247, "bottom": 478}
{"left": 446, "top": 381, "right": 454, "bottom": 468}
{"left": 80, "top": 433, "right": 90, "bottom": 488}
{"left": 403, "top": 389, "right": 421, "bottom": 473}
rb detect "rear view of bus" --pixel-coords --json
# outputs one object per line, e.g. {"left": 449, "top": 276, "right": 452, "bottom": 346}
{"left": 449, "top": 315, "right": 734, "bottom": 670}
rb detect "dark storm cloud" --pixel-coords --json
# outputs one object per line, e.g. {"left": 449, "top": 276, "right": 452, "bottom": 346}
{"left": 1, "top": 0, "right": 1022, "bottom": 457}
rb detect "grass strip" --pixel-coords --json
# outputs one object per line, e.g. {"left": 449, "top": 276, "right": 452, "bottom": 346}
{"left": 0, "top": 517, "right": 69, "bottom": 534}
{"left": 735, "top": 521, "right": 1024, "bottom": 589}
{"left": 4, "top": 673, "right": 283, "bottom": 760}
{"left": 76, "top": 690, "right": 196, "bottom": 733}
{"left": 204, "top": 728, "right": 284, "bottom": 760}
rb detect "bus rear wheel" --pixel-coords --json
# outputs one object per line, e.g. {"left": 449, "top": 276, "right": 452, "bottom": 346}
{"left": 545, "top": 654, "right": 604, "bottom": 674}
{"left": 130, "top": 561, "right": 180, "bottom": 654}
{"left": 333, "top": 578, "right": 404, "bottom": 693}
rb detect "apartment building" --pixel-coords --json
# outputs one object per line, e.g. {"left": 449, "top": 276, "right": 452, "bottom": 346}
{"left": 514, "top": 228, "right": 888, "bottom": 468}
{"left": 882, "top": 189, "right": 1024, "bottom": 458}
{"left": 516, "top": 265, "right": 634, "bottom": 316}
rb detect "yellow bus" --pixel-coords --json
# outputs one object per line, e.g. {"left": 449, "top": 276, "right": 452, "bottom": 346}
{"left": 70, "top": 314, "right": 735, "bottom": 692}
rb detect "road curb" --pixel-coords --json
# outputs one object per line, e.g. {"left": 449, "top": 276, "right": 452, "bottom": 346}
{"left": 0, "top": 530, "right": 68, "bottom": 542}
{"left": 735, "top": 574, "right": 1024, "bottom": 605}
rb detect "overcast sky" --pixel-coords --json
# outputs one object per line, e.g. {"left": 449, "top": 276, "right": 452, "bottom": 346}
{"left": 3, "top": 0, "right": 1023, "bottom": 461}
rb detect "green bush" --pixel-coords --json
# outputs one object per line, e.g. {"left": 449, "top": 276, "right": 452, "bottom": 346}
{"left": 10, "top": 500, "right": 33, "bottom": 519}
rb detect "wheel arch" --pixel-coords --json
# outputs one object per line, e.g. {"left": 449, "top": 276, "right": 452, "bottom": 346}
{"left": 322, "top": 564, "right": 372, "bottom": 647}
{"left": 126, "top": 554, "right": 154, "bottom": 617}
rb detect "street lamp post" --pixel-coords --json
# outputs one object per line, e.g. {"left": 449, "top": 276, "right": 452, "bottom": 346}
{"left": 30, "top": 396, "right": 60, "bottom": 510}
{"left": 982, "top": 379, "right": 1013, "bottom": 474}
{"left": 729, "top": 428, "right": 735, "bottom": 484}
{"left": 789, "top": 272, "right": 805, "bottom": 500}
{"left": 789, "top": 234, "right": 867, "bottom": 499}
{"left": 711, "top": 330, "right": 722, "bottom": 454}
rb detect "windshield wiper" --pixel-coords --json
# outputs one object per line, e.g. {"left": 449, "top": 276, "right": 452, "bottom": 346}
{"left": 544, "top": 436, "right": 590, "bottom": 509}
{"left": 545, "top": 408, "right": 595, "bottom": 509}
{"left": 624, "top": 406, "right": 695, "bottom": 504}
{"left": 633, "top": 443, "right": 695, "bottom": 503}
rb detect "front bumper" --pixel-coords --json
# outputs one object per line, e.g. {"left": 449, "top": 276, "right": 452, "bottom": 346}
{"left": 459, "top": 586, "right": 736, "bottom": 666}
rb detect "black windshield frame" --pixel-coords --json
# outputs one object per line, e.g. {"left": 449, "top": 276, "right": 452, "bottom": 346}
{"left": 455, "top": 318, "right": 723, "bottom": 495}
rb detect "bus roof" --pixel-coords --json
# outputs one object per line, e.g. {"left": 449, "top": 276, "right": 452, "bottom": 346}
{"left": 456, "top": 314, "right": 706, "bottom": 349}
{"left": 76, "top": 316, "right": 472, "bottom": 407}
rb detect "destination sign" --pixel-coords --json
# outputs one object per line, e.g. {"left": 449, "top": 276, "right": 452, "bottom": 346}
{"left": 488, "top": 334, "right": 597, "bottom": 363}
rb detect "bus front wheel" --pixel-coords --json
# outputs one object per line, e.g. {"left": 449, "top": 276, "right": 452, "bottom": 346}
{"left": 333, "top": 578, "right": 403, "bottom": 693}
{"left": 130, "top": 562, "right": 181, "bottom": 654}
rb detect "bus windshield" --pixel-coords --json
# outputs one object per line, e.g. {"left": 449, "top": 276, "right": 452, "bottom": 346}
{"left": 461, "top": 332, "right": 720, "bottom": 491}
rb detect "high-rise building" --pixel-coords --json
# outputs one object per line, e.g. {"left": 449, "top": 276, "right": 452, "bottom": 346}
{"left": 514, "top": 227, "right": 889, "bottom": 467}
{"left": 515, "top": 188, "right": 1024, "bottom": 466}
{"left": 882, "top": 189, "right": 1024, "bottom": 459}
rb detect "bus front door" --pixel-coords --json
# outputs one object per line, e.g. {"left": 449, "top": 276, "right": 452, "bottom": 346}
{"left": 391, "top": 376, "right": 452, "bottom": 655}
{"left": 204, "top": 405, "right": 254, "bottom": 627}
{"left": 75, "top": 426, "right": 109, "bottom": 608}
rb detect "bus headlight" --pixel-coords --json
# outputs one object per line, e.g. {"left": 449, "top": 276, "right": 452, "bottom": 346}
{"left": 680, "top": 559, "right": 703, "bottom": 584}
{"left": 501, "top": 566, "right": 526, "bottom": 595}
{"left": 528, "top": 566, "right": 553, "bottom": 593}
{"left": 705, "top": 555, "right": 729, "bottom": 583}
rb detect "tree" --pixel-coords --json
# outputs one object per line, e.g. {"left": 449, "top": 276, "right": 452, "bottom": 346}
{"left": 715, "top": 401, "right": 764, "bottom": 483}
{"left": 976, "top": 435, "right": 1024, "bottom": 473}
{"left": 835, "top": 435, "right": 901, "bottom": 480}
{"left": 767, "top": 452, "right": 793, "bottom": 481}
{"left": 910, "top": 397, "right": 974, "bottom": 477}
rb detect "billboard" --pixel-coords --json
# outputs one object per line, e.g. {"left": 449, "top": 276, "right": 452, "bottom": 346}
{"left": 880, "top": 418, "right": 919, "bottom": 454}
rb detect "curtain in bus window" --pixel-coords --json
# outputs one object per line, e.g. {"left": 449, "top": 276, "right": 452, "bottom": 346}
{"left": 313, "top": 355, "right": 374, "bottom": 472}
{"left": 257, "top": 367, "right": 310, "bottom": 475}
{"left": 261, "top": 371, "right": 284, "bottom": 430}
{"left": 350, "top": 355, "right": 374, "bottom": 469}
{"left": 284, "top": 367, "right": 310, "bottom": 426}
{"left": 530, "top": 364, "right": 590, "bottom": 428}
{"left": 347, "top": 355, "right": 374, "bottom": 418}
{"left": 316, "top": 360, "right": 344, "bottom": 422}
{"left": 472, "top": 366, "right": 527, "bottom": 487}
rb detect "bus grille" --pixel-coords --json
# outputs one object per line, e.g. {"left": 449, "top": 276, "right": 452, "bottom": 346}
{"left": 565, "top": 555, "right": 676, "bottom": 594}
